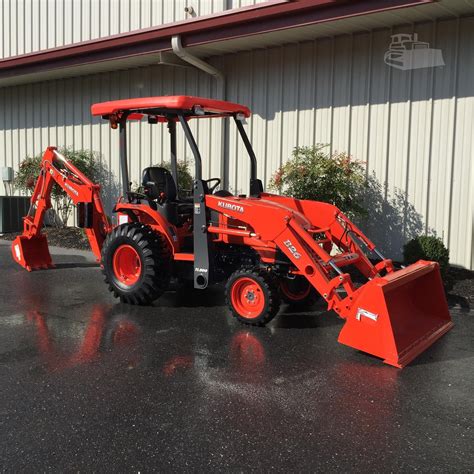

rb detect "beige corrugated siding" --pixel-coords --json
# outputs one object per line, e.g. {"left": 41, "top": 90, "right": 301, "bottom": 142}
{"left": 0, "top": 16, "right": 473, "bottom": 269}
{"left": 219, "top": 18, "right": 474, "bottom": 269}
{"left": 0, "top": 0, "right": 266, "bottom": 59}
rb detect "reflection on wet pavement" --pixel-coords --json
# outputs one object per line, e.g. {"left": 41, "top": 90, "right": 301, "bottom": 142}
{"left": 0, "top": 243, "right": 473, "bottom": 471}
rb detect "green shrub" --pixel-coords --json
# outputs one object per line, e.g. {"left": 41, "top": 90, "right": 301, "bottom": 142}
{"left": 268, "top": 145, "right": 367, "bottom": 219}
{"left": 14, "top": 147, "right": 105, "bottom": 226}
{"left": 160, "top": 160, "right": 194, "bottom": 193}
{"left": 132, "top": 161, "right": 193, "bottom": 197}
{"left": 403, "top": 235, "right": 450, "bottom": 280}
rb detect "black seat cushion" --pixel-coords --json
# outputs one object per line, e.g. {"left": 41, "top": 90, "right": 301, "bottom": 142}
{"left": 177, "top": 202, "right": 194, "bottom": 211}
{"left": 142, "top": 167, "right": 177, "bottom": 201}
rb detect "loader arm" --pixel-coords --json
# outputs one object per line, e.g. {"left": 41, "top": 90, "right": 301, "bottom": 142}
{"left": 12, "top": 147, "right": 111, "bottom": 270}
{"left": 205, "top": 194, "right": 378, "bottom": 315}
{"left": 205, "top": 194, "right": 452, "bottom": 367}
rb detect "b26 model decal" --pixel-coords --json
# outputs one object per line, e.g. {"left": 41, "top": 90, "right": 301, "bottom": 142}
{"left": 283, "top": 239, "right": 301, "bottom": 259}
{"left": 217, "top": 201, "right": 244, "bottom": 213}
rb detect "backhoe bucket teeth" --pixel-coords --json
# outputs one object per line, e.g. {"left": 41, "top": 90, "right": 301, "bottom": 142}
{"left": 11, "top": 234, "right": 54, "bottom": 271}
{"left": 338, "top": 261, "right": 453, "bottom": 368}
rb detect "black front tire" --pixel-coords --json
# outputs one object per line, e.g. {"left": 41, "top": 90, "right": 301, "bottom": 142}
{"left": 280, "top": 276, "right": 319, "bottom": 307}
{"left": 101, "top": 223, "right": 171, "bottom": 305}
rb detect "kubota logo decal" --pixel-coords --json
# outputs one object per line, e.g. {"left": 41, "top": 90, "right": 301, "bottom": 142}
{"left": 217, "top": 201, "right": 244, "bottom": 213}
{"left": 64, "top": 182, "right": 79, "bottom": 196}
{"left": 283, "top": 239, "right": 301, "bottom": 259}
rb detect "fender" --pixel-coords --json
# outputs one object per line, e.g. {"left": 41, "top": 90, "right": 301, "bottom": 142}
{"left": 115, "top": 202, "right": 179, "bottom": 253}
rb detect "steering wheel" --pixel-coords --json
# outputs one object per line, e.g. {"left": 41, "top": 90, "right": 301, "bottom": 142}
{"left": 126, "top": 191, "right": 148, "bottom": 204}
{"left": 204, "top": 178, "right": 221, "bottom": 194}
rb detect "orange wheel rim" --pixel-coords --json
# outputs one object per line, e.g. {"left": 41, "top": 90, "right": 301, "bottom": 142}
{"left": 231, "top": 277, "right": 265, "bottom": 319}
{"left": 112, "top": 244, "right": 142, "bottom": 285}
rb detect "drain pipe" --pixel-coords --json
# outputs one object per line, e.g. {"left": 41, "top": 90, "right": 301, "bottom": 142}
{"left": 171, "top": 35, "right": 228, "bottom": 189}
{"left": 172, "top": 35, "right": 224, "bottom": 83}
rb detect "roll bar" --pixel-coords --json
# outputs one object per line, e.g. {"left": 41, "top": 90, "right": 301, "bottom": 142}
{"left": 178, "top": 115, "right": 202, "bottom": 181}
{"left": 119, "top": 112, "right": 130, "bottom": 196}
{"left": 233, "top": 115, "right": 262, "bottom": 196}
{"left": 117, "top": 110, "right": 262, "bottom": 198}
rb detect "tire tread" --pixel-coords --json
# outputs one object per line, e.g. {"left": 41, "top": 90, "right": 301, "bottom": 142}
{"left": 101, "top": 223, "right": 171, "bottom": 305}
{"left": 225, "top": 267, "right": 280, "bottom": 327}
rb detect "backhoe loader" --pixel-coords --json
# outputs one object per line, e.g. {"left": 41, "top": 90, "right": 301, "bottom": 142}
{"left": 12, "top": 96, "right": 453, "bottom": 367}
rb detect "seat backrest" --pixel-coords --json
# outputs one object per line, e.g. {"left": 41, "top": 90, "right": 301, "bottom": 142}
{"left": 142, "top": 167, "right": 177, "bottom": 201}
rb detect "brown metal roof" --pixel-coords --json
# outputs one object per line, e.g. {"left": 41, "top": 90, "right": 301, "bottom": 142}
{"left": 0, "top": 0, "right": 434, "bottom": 82}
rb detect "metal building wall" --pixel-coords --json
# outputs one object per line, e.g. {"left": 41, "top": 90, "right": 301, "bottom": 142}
{"left": 0, "top": 0, "right": 264, "bottom": 59}
{"left": 0, "top": 16, "right": 472, "bottom": 269}
{"left": 220, "top": 17, "right": 474, "bottom": 269}
{"left": 0, "top": 64, "right": 220, "bottom": 214}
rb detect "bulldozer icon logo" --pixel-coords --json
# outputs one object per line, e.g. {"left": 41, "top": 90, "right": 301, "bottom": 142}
{"left": 384, "top": 33, "right": 445, "bottom": 70}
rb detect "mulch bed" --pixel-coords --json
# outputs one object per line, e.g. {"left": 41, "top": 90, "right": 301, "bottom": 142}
{"left": 447, "top": 266, "right": 474, "bottom": 308}
{"left": 1, "top": 227, "right": 472, "bottom": 304}
{"left": 1, "top": 227, "right": 90, "bottom": 251}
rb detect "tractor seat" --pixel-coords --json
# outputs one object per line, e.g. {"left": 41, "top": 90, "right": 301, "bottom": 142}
{"left": 142, "top": 167, "right": 193, "bottom": 225}
{"left": 142, "top": 166, "right": 177, "bottom": 201}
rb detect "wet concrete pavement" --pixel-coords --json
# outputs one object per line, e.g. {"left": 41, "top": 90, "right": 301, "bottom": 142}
{"left": 0, "top": 241, "right": 473, "bottom": 472}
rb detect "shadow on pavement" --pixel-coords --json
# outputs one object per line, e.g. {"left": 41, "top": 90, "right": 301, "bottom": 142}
{"left": 53, "top": 262, "right": 100, "bottom": 269}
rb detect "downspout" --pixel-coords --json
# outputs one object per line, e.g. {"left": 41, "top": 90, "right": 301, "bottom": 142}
{"left": 171, "top": 35, "right": 228, "bottom": 189}
{"left": 172, "top": 35, "right": 224, "bottom": 83}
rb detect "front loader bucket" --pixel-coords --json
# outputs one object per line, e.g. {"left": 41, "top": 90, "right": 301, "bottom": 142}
{"left": 11, "top": 234, "right": 54, "bottom": 271}
{"left": 338, "top": 261, "right": 453, "bottom": 368}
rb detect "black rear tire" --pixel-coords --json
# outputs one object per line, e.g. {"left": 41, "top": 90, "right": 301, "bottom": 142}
{"left": 226, "top": 268, "right": 281, "bottom": 326}
{"left": 101, "top": 223, "right": 171, "bottom": 305}
{"left": 280, "top": 276, "right": 319, "bottom": 307}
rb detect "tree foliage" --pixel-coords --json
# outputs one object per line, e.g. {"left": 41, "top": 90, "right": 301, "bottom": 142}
{"left": 160, "top": 160, "right": 194, "bottom": 193}
{"left": 269, "top": 145, "right": 367, "bottom": 219}
{"left": 14, "top": 148, "right": 106, "bottom": 226}
{"left": 131, "top": 160, "right": 194, "bottom": 197}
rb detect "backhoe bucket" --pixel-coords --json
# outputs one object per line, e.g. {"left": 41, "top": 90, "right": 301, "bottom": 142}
{"left": 11, "top": 234, "right": 53, "bottom": 271}
{"left": 338, "top": 261, "right": 453, "bottom": 368}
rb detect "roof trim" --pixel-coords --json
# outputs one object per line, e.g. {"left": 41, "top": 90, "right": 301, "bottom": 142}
{"left": 0, "top": 0, "right": 434, "bottom": 81}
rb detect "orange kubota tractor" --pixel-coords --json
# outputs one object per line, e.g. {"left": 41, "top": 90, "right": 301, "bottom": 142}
{"left": 12, "top": 96, "right": 453, "bottom": 368}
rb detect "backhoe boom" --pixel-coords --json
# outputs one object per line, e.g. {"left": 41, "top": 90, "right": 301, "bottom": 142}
{"left": 12, "top": 147, "right": 111, "bottom": 270}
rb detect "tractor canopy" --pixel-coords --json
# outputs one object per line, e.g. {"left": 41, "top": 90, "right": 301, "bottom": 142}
{"left": 91, "top": 95, "right": 260, "bottom": 198}
{"left": 91, "top": 95, "right": 251, "bottom": 121}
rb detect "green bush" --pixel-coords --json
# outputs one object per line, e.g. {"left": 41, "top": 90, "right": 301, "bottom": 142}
{"left": 133, "top": 161, "right": 193, "bottom": 197}
{"left": 403, "top": 235, "right": 450, "bottom": 280}
{"left": 160, "top": 160, "right": 194, "bottom": 194}
{"left": 14, "top": 147, "right": 105, "bottom": 226}
{"left": 268, "top": 145, "right": 367, "bottom": 219}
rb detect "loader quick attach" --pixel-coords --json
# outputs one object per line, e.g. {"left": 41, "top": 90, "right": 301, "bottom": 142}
{"left": 12, "top": 95, "right": 453, "bottom": 368}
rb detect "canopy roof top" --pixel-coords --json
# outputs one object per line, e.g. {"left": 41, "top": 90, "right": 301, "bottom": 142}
{"left": 91, "top": 95, "right": 251, "bottom": 120}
